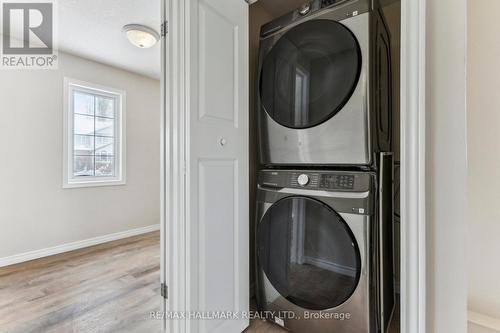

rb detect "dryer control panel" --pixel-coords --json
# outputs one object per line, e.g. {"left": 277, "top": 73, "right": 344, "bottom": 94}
{"left": 260, "top": 0, "right": 371, "bottom": 39}
{"left": 259, "top": 170, "right": 372, "bottom": 192}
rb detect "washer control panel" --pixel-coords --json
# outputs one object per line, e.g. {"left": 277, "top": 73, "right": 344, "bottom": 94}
{"left": 259, "top": 170, "right": 371, "bottom": 192}
{"left": 291, "top": 172, "right": 319, "bottom": 187}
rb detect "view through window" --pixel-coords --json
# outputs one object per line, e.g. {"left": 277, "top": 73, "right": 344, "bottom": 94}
{"left": 64, "top": 79, "right": 125, "bottom": 187}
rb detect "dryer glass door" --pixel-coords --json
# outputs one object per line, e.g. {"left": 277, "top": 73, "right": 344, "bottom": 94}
{"left": 260, "top": 20, "right": 361, "bottom": 129}
{"left": 257, "top": 196, "right": 361, "bottom": 310}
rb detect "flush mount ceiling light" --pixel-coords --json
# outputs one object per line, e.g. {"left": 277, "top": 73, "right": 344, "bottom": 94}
{"left": 123, "top": 24, "right": 159, "bottom": 49}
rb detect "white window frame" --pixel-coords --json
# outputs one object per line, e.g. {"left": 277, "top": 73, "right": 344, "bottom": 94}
{"left": 63, "top": 78, "right": 126, "bottom": 188}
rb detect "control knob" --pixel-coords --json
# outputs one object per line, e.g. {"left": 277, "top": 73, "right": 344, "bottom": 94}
{"left": 297, "top": 174, "right": 310, "bottom": 186}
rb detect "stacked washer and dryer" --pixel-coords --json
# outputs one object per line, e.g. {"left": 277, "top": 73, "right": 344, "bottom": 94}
{"left": 255, "top": 0, "right": 396, "bottom": 332}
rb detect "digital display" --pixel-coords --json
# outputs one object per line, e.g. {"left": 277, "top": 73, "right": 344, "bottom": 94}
{"left": 320, "top": 175, "right": 354, "bottom": 190}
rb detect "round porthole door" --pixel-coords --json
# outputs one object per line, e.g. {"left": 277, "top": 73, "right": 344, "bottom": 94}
{"left": 257, "top": 196, "right": 361, "bottom": 310}
{"left": 260, "top": 19, "right": 362, "bottom": 129}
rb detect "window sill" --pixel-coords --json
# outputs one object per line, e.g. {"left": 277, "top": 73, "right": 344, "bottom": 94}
{"left": 63, "top": 179, "right": 126, "bottom": 189}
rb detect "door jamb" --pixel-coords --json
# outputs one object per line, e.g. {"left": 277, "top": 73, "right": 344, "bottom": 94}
{"left": 400, "top": 0, "right": 426, "bottom": 332}
{"left": 161, "top": 0, "right": 188, "bottom": 332}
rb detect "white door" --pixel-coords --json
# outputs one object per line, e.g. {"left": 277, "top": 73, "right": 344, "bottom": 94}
{"left": 162, "top": 0, "right": 249, "bottom": 332}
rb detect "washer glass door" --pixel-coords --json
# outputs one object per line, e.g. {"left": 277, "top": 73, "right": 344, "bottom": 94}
{"left": 258, "top": 196, "right": 361, "bottom": 310}
{"left": 260, "top": 20, "right": 361, "bottom": 129}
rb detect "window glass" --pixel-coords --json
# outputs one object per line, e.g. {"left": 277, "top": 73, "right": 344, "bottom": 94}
{"left": 95, "top": 155, "right": 114, "bottom": 177}
{"left": 95, "top": 117, "right": 114, "bottom": 137}
{"left": 95, "top": 136, "right": 114, "bottom": 155}
{"left": 74, "top": 134, "right": 94, "bottom": 155}
{"left": 74, "top": 155, "right": 94, "bottom": 177}
{"left": 74, "top": 114, "right": 94, "bottom": 136}
{"left": 71, "top": 89, "right": 117, "bottom": 179}
{"left": 74, "top": 92, "right": 94, "bottom": 116}
{"left": 96, "top": 96, "right": 114, "bottom": 118}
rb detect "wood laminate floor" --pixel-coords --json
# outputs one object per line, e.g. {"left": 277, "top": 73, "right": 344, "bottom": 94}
{"left": 0, "top": 231, "right": 399, "bottom": 333}
{"left": 0, "top": 232, "right": 162, "bottom": 333}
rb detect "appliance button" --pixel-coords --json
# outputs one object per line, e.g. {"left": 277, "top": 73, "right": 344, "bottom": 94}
{"left": 297, "top": 174, "right": 310, "bottom": 186}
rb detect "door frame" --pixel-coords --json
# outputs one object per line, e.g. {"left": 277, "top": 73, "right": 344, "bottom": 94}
{"left": 161, "top": 0, "right": 188, "bottom": 332}
{"left": 400, "top": 0, "right": 426, "bottom": 332}
{"left": 160, "top": 0, "right": 428, "bottom": 332}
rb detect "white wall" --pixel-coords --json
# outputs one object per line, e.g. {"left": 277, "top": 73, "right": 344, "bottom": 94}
{"left": 0, "top": 52, "right": 160, "bottom": 260}
{"left": 467, "top": 0, "right": 500, "bottom": 330}
{"left": 426, "top": 0, "right": 468, "bottom": 332}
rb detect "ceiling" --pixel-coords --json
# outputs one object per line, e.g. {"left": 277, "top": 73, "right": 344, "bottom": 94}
{"left": 255, "top": 0, "right": 307, "bottom": 18}
{"left": 58, "top": 0, "right": 161, "bottom": 79}
{"left": 6, "top": 0, "right": 320, "bottom": 79}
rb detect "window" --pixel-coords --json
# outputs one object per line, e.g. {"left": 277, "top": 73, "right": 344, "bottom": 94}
{"left": 63, "top": 78, "right": 126, "bottom": 188}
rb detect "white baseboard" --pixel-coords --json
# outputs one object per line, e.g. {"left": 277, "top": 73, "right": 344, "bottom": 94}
{"left": 469, "top": 311, "right": 500, "bottom": 332}
{"left": 0, "top": 224, "right": 160, "bottom": 268}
